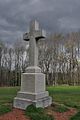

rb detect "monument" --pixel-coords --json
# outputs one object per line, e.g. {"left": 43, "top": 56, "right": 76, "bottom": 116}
{"left": 13, "top": 20, "right": 52, "bottom": 110}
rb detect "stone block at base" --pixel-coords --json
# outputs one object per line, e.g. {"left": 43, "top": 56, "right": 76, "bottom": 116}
{"left": 13, "top": 96, "right": 52, "bottom": 110}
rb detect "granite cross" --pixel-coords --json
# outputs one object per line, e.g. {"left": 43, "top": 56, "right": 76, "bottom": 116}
{"left": 23, "top": 20, "right": 46, "bottom": 66}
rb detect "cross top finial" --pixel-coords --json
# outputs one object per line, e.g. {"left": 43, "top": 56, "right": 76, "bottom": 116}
{"left": 30, "top": 20, "right": 40, "bottom": 32}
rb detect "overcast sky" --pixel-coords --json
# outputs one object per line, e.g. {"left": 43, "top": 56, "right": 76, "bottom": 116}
{"left": 0, "top": 0, "right": 80, "bottom": 44}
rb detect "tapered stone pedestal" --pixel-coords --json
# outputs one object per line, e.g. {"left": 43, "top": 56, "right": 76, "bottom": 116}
{"left": 13, "top": 67, "right": 52, "bottom": 109}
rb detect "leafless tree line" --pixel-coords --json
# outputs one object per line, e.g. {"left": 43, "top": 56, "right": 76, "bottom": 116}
{"left": 0, "top": 32, "right": 80, "bottom": 86}
{"left": 38, "top": 32, "right": 80, "bottom": 85}
{"left": 0, "top": 40, "right": 29, "bottom": 86}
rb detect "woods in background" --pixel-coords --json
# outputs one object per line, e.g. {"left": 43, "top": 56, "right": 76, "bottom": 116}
{"left": 0, "top": 32, "right": 80, "bottom": 86}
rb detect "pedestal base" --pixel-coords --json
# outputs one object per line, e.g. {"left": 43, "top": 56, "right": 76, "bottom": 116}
{"left": 13, "top": 67, "right": 52, "bottom": 110}
{"left": 13, "top": 91, "right": 52, "bottom": 109}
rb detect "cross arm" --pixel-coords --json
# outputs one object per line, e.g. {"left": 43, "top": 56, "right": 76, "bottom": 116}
{"left": 23, "top": 32, "right": 30, "bottom": 41}
{"left": 34, "top": 29, "right": 46, "bottom": 41}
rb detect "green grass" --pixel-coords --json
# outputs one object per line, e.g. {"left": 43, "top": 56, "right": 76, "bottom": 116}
{"left": 55, "top": 105, "right": 69, "bottom": 113}
{"left": 0, "top": 104, "right": 12, "bottom": 115}
{"left": 47, "top": 86, "right": 80, "bottom": 109}
{"left": 0, "top": 86, "right": 80, "bottom": 108}
{"left": 0, "top": 87, "right": 20, "bottom": 104}
{"left": 0, "top": 86, "right": 80, "bottom": 116}
{"left": 0, "top": 87, "right": 19, "bottom": 115}
{"left": 0, "top": 87, "right": 20, "bottom": 115}
{"left": 25, "top": 104, "right": 53, "bottom": 120}
{"left": 51, "top": 104, "right": 69, "bottom": 113}
{"left": 70, "top": 111, "right": 80, "bottom": 120}
{"left": 0, "top": 86, "right": 80, "bottom": 109}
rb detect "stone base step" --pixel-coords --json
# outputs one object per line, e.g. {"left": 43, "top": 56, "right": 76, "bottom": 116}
{"left": 13, "top": 96, "right": 52, "bottom": 110}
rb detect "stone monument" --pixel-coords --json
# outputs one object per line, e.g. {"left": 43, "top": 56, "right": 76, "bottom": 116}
{"left": 13, "top": 20, "right": 52, "bottom": 110}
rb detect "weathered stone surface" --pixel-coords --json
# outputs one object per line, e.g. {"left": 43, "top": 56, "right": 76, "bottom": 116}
{"left": 13, "top": 20, "right": 52, "bottom": 110}
{"left": 21, "top": 72, "right": 45, "bottom": 93}
{"left": 17, "top": 91, "right": 49, "bottom": 100}
{"left": 23, "top": 20, "right": 46, "bottom": 66}
{"left": 26, "top": 66, "right": 41, "bottom": 73}
{"left": 14, "top": 96, "right": 52, "bottom": 110}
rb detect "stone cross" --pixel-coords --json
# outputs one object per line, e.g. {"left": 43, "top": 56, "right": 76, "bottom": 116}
{"left": 13, "top": 20, "right": 52, "bottom": 109}
{"left": 23, "top": 20, "right": 46, "bottom": 66}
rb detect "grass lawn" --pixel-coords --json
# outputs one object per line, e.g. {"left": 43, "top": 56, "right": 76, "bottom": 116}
{"left": 0, "top": 87, "right": 20, "bottom": 115}
{"left": 0, "top": 87, "right": 20, "bottom": 105}
{"left": 0, "top": 86, "right": 80, "bottom": 116}
{"left": 47, "top": 86, "right": 80, "bottom": 109}
{"left": 0, "top": 86, "right": 80, "bottom": 108}
{"left": 70, "top": 111, "right": 80, "bottom": 120}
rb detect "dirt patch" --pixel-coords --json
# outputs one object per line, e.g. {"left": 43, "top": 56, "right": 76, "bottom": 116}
{"left": 0, "top": 109, "right": 29, "bottom": 120}
{"left": 0, "top": 107, "right": 77, "bottom": 120}
{"left": 47, "top": 107, "right": 77, "bottom": 120}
